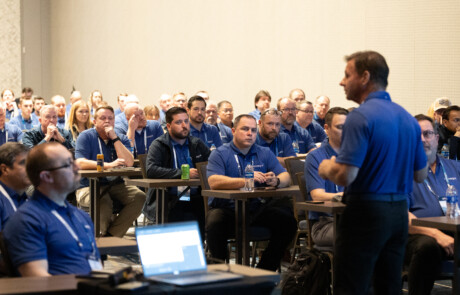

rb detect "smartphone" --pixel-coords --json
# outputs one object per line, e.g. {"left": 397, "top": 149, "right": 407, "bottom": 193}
{"left": 304, "top": 201, "right": 324, "bottom": 204}
{"left": 116, "top": 281, "right": 149, "bottom": 291}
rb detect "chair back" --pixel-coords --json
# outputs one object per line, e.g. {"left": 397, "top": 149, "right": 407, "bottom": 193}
{"left": 296, "top": 172, "right": 314, "bottom": 249}
{"left": 196, "top": 162, "right": 210, "bottom": 216}
{"left": 138, "top": 154, "right": 148, "bottom": 179}
{"left": 0, "top": 232, "right": 16, "bottom": 277}
{"left": 285, "top": 157, "right": 305, "bottom": 185}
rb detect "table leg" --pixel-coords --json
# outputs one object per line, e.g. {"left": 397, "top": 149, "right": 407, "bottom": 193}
{"left": 155, "top": 189, "right": 160, "bottom": 225}
{"left": 454, "top": 231, "right": 459, "bottom": 295}
{"left": 161, "top": 190, "right": 165, "bottom": 224}
{"left": 89, "top": 178, "right": 101, "bottom": 237}
{"left": 234, "top": 200, "right": 249, "bottom": 265}
{"left": 89, "top": 178, "right": 96, "bottom": 227}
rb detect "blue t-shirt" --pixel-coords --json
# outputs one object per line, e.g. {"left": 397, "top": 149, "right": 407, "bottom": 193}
{"left": 248, "top": 109, "right": 261, "bottom": 121}
{"left": 216, "top": 122, "right": 233, "bottom": 144}
{"left": 0, "top": 181, "right": 27, "bottom": 230}
{"left": 303, "top": 121, "right": 327, "bottom": 143}
{"left": 56, "top": 116, "right": 66, "bottom": 129}
{"left": 3, "top": 190, "right": 100, "bottom": 275}
{"left": 190, "top": 123, "right": 223, "bottom": 148}
{"left": 114, "top": 108, "right": 122, "bottom": 116}
{"left": 409, "top": 156, "right": 460, "bottom": 218}
{"left": 75, "top": 128, "right": 131, "bottom": 187}
{"left": 255, "top": 132, "right": 296, "bottom": 157}
{"left": 280, "top": 124, "right": 316, "bottom": 153}
{"left": 9, "top": 114, "right": 39, "bottom": 131}
{"left": 207, "top": 142, "right": 286, "bottom": 209}
{"left": 115, "top": 120, "right": 163, "bottom": 155}
{"left": 0, "top": 123, "right": 23, "bottom": 145}
{"left": 304, "top": 141, "right": 344, "bottom": 220}
{"left": 336, "top": 91, "right": 427, "bottom": 195}
{"left": 114, "top": 112, "right": 128, "bottom": 133}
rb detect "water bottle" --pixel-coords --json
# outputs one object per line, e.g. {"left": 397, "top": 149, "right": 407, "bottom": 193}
{"left": 446, "top": 184, "right": 459, "bottom": 218}
{"left": 244, "top": 163, "right": 254, "bottom": 192}
{"left": 292, "top": 140, "right": 300, "bottom": 153}
{"left": 210, "top": 144, "right": 216, "bottom": 152}
{"left": 441, "top": 144, "right": 449, "bottom": 159}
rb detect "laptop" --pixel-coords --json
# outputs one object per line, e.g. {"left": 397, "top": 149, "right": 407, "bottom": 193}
{"left": 136, "top": 221, "right": 242, "bottom": 286}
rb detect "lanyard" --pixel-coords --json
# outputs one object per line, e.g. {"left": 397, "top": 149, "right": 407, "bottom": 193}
{"left": 273, "top": 137, "right": 279, "bottom": 156}
{"left": 424, "top": 161, "right": 450, "bottom": 200}
{"left": 172, "top": 144, "right": 192, "bottom": 169}
{"left": 0, "top": 184, "right": 17, "bottom": 211}
{"left": 234, "top": 154, "right": 253, "bottom": 177}
{"left": 133, "top": 130, "right": 148, "bottom": 154}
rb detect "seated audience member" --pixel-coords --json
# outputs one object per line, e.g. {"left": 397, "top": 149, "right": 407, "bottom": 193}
{"left": 1, "top": 89, "right": 19, "bottom": 121}
{"left": 66, "top": 100, "right": 92, "bottom": 141}
{"left": 51, "top": 95, "right": 67, "bottom": 129}
{"left": 116, "top": 103, "right": 163, "bottom": 156}
{"left": 16, "top": 87, "right": 33, "bottom": 106}
{"left": 187, "top": 96, "right": 222, "bottom": 148}
{"left": 0, "top": 102, "right": 23, "bottom": 145}
{"left": 0, "top": 143, "right": 30, "bottom": 230}
{"left": 438, "top": 105, "right": 460, "bottom": 160}
{"left": 249, "top": 90, "right": 271, "bottom": 121}
{"left": 289, "top": 88, "right": 306, "bottom": 103}
{"left": 255, "top": 108, "right": 296, "bottom": 167}
{"left": 428, "top": 97, "right": 451, "bottom": 127}
{"left": 66, "top": 90, "right": 82, "bottom": 116}
{"left": 146, "top": 107, "right": 210, "bottom": 235}
{"left": 144, "top": 105, "right": 161, "bottom": 121}
{"left": 304, "top": 107, "right": 348, "bottom": 247}
{"left": 75, "top": 106, "right": 145, "bottom": 237}
{"left": 296, "top": 100, "right": 327, "bottom": 144}
{"left": 313, "top": 95, "right": 331, "bottom": 128}
{"left": 89, "top": 90, "right": 103, "bottom": 116}
{"left": 32, "top": 96, "right": 45, "bottom": 121}
{"left": 172, "top": 92, "right": 187, "bottom": 109}
{"left": 114, "top": 94, "right": 140, "bottom": 133}
{"left": 206, "top": 101, "right": 233, "bottom": 144}
{"left": 405, "top": 114, "right": 459, "bottom": 294}
{"left": 9, "top": 97, "right": 39, "bottom": 131}
{"left": 206, "top": 114, "right": 297, "bottom": 271}
{"left": 217, "top": 100, "right": 234, "bottom": 128}
{"left": 114, "top": 93, "right": 128, "bottom": 116}
{"left": 158, "top": 93, "right": 172, "bottom": 122}
{"left": 195, "top": 90, "right": 210, "bottom": 101}
{"left": 4, "top": 142, "right": 102, "bottom": 276}
{"left": 23, "top": 105, "right": 74, "bottom": 149}
{"left": 278, "top": 97, "right": 316, "bottom": 155}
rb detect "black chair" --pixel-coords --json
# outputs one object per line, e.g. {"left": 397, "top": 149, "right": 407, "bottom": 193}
{"left": 285, "top": 157, "right": 305, "bottom": 186}
{"left": 0, "top": 232, "right": 16, "bottom": 277}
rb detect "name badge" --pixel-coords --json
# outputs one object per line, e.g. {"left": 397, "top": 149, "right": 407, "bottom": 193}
{"left": 439, "top": 196, "right": 447, "bottom": 215}
{"left": 88, "top": 258, "right": 103, "bottom": 271}
{"left": 178, "top": 186, "right": 190, "bottom": 201}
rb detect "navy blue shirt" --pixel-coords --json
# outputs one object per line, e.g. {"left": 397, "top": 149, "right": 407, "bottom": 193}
{"left": 3, "top": 190, "right": 100, "bottom": 275}
{"left": 280, "top": 124, "right": 316, "bottom": 153}
{"left": 248, "top": 109, "right": 261, "bottom": 121}
{"left": 0, "top": 181, "right": 27, "bottom": 230}
{"left": 304, "top": 141, "right": 344, "bottom": 220}
{"left": 216, "top": 122, "right": 233, "bottom": 144}
{"left": 169, "top": 139, "right": 197, "bottom": 195}
{"left": 303, "top": 121, "right": 327, "bottom": 143}
{"left": 190, "top": 123, "right": 223, "bottom": 148}
{"left": 256, "top": 132, "right": 296, "bottom": 157}
{"left": 115, "top": 120, "right": 163, "bottom": 155}
{"left": 336, "top": 91, "right": 426, "bottom": 195}
{"left": 0, "top": 123, "right": 23, "bottom": 145}
{"left": 313, "top": 112, "right": 325, "bottom": 127}
{"left": 9, "top": 114, "right": 39, "bottom": 131}
{"left": 409, "top": 156, "right": 460, "bottom": 218}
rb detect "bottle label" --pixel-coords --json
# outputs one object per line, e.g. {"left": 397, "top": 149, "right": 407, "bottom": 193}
{"left": 447, "top": 195, "right": 458, "bottom": 204}
{"left": 245, "top": 171, "right": 254, "bottom": 178}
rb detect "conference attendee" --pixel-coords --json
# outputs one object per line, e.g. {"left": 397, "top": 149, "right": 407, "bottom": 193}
{"left": 313, "top": 95, "right": 330, "bottom": 127}
{"left": 146, "top": 107, "right": 210, "bottom": 236}
{"left": 66, "top": 90, "right": 82, "bottom": 115}
{"left": 304, "top": 107, "right": 348, "bottom": 247}
{"left": 9, "top": 97, "right": 39, "bottom": 131}
{"left": 51, "top": 95, "right": 67, "bottom": 129}
{"left": 278, "top": 97, "right": 316, "bottom": 155}
{"left": 187, "top": 96, "right": 223, "bottom": 149}
{"left": 32, "top": 96, "right": 45, "bottom": 121}
{"left": 66, "top": 100, "right": 92, "bottom": 141}
{"left": 158, "top": 94, "right": 172, "bottom": 120}
{"left": 172, "top": 92, "right": 187, "bottom": 109}
{"left": 23, "top": 105, "right": 74, "bottom": 149}
{"left": 217, "top": 100, "right": 234, "bottom": 128}
{"left": 318, "top": 51, "right": 427, "bottom": 294}
{"left": 0, "top": 142, "right": 30, "bottom": 230}
{"left": 255, "top": 108, "right": 296, "bottom": 167}
{"left": 206, "top": 114, "right": 297, "bottom": 271}
{"left": 195, "top": 90, "right": 210, "bottom": 101}
{"left": 114, "top": 94, "right": 140, "bottom": 133}
{"left": 249, "top": 90, "right": 271, "bottom": 121}
{"left": 405, "top": 114, "right": 457, "bottom": 295}
{"left": 116, "top": 103, "right": 163, "bottom": 156}
{"left": 3, "top": 142, "right": 102, "bottom": 276}
{"left": 89, "top": 90, "right": 103, "bottom": 116}
{"left": 15, "top": 87, "right": 33, "bottom": 106}
{"left": 289, "top": 88, "right": 306, "bottom": 103}
{"left": 144, "top": 105, "right": 161, "bottom": 121}
{"left": 114, "top": 93, "right": 128, "bottom": 116}
{"left": 206, "top": 101, "right": 233, "bottom": 144}
{"left": 428, "top": 97, "right": 451, "bottom": 126}
{"left": 75, "top": 106, "right": 145, "bottom": 237}
{"left": 1, "top": 89, "right": 19, "bottom": 121}
{"left": 0, "top": 102, "right": 23, "bottom": 145}
{"left": 296, "top": 100, "right": 327, "bottom": 144}
{"left": 438, "top": 105, "right": 460, "bottom": 161}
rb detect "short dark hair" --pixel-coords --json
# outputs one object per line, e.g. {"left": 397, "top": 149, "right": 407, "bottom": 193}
{"left": 324, "top": 107, "right": 349, "bottom": 126}
{"left": 345, "top": 51, "right": 389, "bottom": 88}
{"left": 165, "top": 107, "right": 188, "bottom": 124}
{"left": 254, "top": 90, "right": 271, "bottom": 108}
{"left": 22, "top": 87, "right": 33, "bottom": 94}
{"left": 19, "top": 97, "right": 33, "bottom": 106}
{"left": 26, "top": 142, "right": 62, "bottom": 187}
{"left": 217, "top": 100, "right": 232, "bottom": 111}
{"left": 187, "top": 95, "right": 206, "bottom": 109}
{"left": 94, "top": 105, "right": 114, "bottom": 119}
{"left": 0, "top": 143, "right": 29, "bottom": 177}
{"left": 234, "top": 114, "right": 256, "bottom": 128}
{"left": 414, "top": 114, "right": 437, "bottom": 133}
{"left": 442, "top": 105, "right": 460, "bottom": 122}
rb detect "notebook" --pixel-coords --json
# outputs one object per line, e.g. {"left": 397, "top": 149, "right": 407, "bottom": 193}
{"left": 136, "top": 221, "right": 242, "bottom": 286}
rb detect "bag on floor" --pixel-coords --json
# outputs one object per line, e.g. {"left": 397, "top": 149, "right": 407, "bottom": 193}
{"left": 281, "top": 248, "right": 331, "bottom": 295}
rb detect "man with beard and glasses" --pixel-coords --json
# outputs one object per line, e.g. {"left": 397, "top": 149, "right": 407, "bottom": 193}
{"left": 3, "top": 142, "right": 102, "bottom": 276}
{"left": 206, "top": 101, "right": 233, "bottom": 144}
{"left": 187, "top": 96, "right": 222, "bottom": 149}
{"left": 146, "top": 107, "right": 210, "bottom": 237}
{"left": 296, "top": 100, "right": 327, "bottom": 145}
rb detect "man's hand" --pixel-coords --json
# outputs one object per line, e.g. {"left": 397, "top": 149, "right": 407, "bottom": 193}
{"left": 435, "top": 232, "right": 455, "bottom": 257}
{"left": 455, "top": 126, "right": 460, "bottom": 137}
{"left": 45, "top": 124, "right": 57, "bottom": 142}
{"left": 254, "top": 171, "right": 267, "bottom": 184}
{"left": 128, "top": 114, "right": 139, "bottom": 131}
{"left": 318, "top": 156, "right": 336, "bottom": 180}
{"left": 190, "top": 168, "right": 199, "bottom": 179}
{"left": 264, "top": 171, "right": 278, "bottom": 187}
{"left": 104, "top": 126, "right": 117, "bottom": 140}
{"left": 106, "top": 158, "right": 126, "bottom": 169}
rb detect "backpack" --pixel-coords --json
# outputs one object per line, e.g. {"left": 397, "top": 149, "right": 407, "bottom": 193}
{"left": 281, "top": 249, "right": 332, "bottom": 295}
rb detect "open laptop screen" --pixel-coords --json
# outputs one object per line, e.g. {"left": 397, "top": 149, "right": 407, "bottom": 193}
{"left": 136, "top": 221, "right": 207, "bottom": 277}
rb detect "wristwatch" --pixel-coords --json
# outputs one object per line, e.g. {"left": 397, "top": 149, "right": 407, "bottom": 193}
{"left": 112, "top": 137, "right": 121, "bottom": 144}
{"left": 275, "top": 177, "right": 281, "bottom": 188}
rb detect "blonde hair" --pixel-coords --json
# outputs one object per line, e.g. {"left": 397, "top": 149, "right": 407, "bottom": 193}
{"left": 66, "top": 100, "right": 93, "bottom": 140}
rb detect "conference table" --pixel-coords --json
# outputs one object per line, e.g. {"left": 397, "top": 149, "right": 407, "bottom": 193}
{"left": 201, "top": 186, "right": 302, "bottom": 266}
{"left": 79, "top": 168, "right": 143, "bottom": 236}
{"left": 411, "top": 216, "right": 460, "bottom": 295}
{"left": 124, "top": 178, "right": 201, "bottom": 224}
{"left": 95, "top": 237, "right": 138, "bottom": 256}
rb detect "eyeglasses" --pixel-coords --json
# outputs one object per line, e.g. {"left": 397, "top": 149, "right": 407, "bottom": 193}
{"left": 297, "top": 109, "right": 314, "bottom": 114}
{"left": 449, "top": 118, "right": 460, "bottom": 123}
{"left": 281, "top": 108, "right": 297, "bottom": 113}
{"left": 43, "top": 160, "right": 74, "bottom": 172}
{"left": 261, "top": 108, "right": 282, "bottom": 116}
{"left": 220, "top": 108, "right": 233, "bottom": 113}
{"left": 422, "top": 130, "right": 436, "bottom": 139}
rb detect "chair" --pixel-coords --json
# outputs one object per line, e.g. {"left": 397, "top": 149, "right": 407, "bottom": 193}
{"left": 0, "top": 232, "right": 16, "bottom": 277}
{"left": 290, "top": 172, "right": 311, "bottom": 263}
{"left": 138, "top": 154, "right": 148, "bottom": 179}
{"left": 285, "top": 157, "right": 305, "bottom": 186}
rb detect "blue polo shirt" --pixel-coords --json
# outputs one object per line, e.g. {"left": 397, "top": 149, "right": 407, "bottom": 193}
{"left": 0, "top": 123, "right": 23, "bottom": 145}
{"left": 207, "top": 142, "right": 286, "bottom": 209}
{"left": 190, "top": 123, "right": 223, "bottom": 148}
{"left": 313, "top": 112, "right": 325, "bottom": 127}
{"left": 115, "top": 120, "right": 163, "bottom": 155}
{"left": 0, "top": 181, "right": 28, "bottom": 230}
{"left": 280, "top": 124, "right": 316, "bottom": 153}
{"left": 5, "top": 109, "right": 15, "bottom": 121}
{"left": 56, "top": 116, "right": 66, "bottom": 129}
{"left": 114, "top": 108, "right": 122, "bottom": 116}
{"left": 249, "top": 109, "right": 261, "bottom": 121}
{"left": 409, "top": 156, "right": 460, "bottom": 218}
{"left": 75, "top": 128, "right": 131, "bottom": 187}
{"left": 114, "top": 112, "right": 128, "bottom": 133}
{"left": 3, "top": 190, "right": 100, "bottom": 275}
{"left": 9, "top": 114, "right": 39, "bottom": 131}
{"left": 256, "top": 132, "right": 296, "bottom": 157}
{"left": 216, "top": 122, "right": 233, "bottom": 144}
{"left": 303, "top": 121, "right": 327, "bottom": 143}
{"left": 336, "top": 91, "right": 427, "bottom": 195}
{"left": 169, "top": 139, "right": 197, "bottom": 196}
{"left": 304, "top": 141, "right": 344, "bottom": 220}
{"left": 160, "top": 109, "right": 166, "bottom": 122}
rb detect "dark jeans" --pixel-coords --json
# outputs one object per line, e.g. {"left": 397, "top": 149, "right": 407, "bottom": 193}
{"left": 168, "top": 194, "right": 206, "bottom": 241}
{"left": 334, "top": 198, "right": 408, "bottom": 295}
{"left": 404, "top": 234, "right": 447, "bottom": 295}
{"left": 205, "top": 203, "right": 297, "bottom": 271}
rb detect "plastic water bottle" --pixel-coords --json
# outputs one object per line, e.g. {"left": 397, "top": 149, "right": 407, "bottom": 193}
{"left": 292, "top": 140, "right": 300, "bottom": 153}
{"left": 441, "top": 144, "right": 449, "bottom": 159}
{"left": 210, "top": 144, "right": 216, "bottom": 152}
{"left": 244, "top": 163, "right": 254, "bottom": 192}
{"left": 446, "top": 184, "right": 459, "bottom": 218}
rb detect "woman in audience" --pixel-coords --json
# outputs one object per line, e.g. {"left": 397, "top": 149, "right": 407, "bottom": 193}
{"left": 89, "top": 90, "right": 103, "bottom": 115}
{"left": 66, "top": 100, "right": 93, "bottom": 140}
{"left": 144, "top": 105, "right": 160, "bottom": 121}
{"left": 1, "top": 89, "right": 19, "bottom": 120}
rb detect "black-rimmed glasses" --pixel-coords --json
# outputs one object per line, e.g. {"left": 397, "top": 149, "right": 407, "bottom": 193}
{"left": 43, "top": 160, "right": 74, "bottom": 172}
